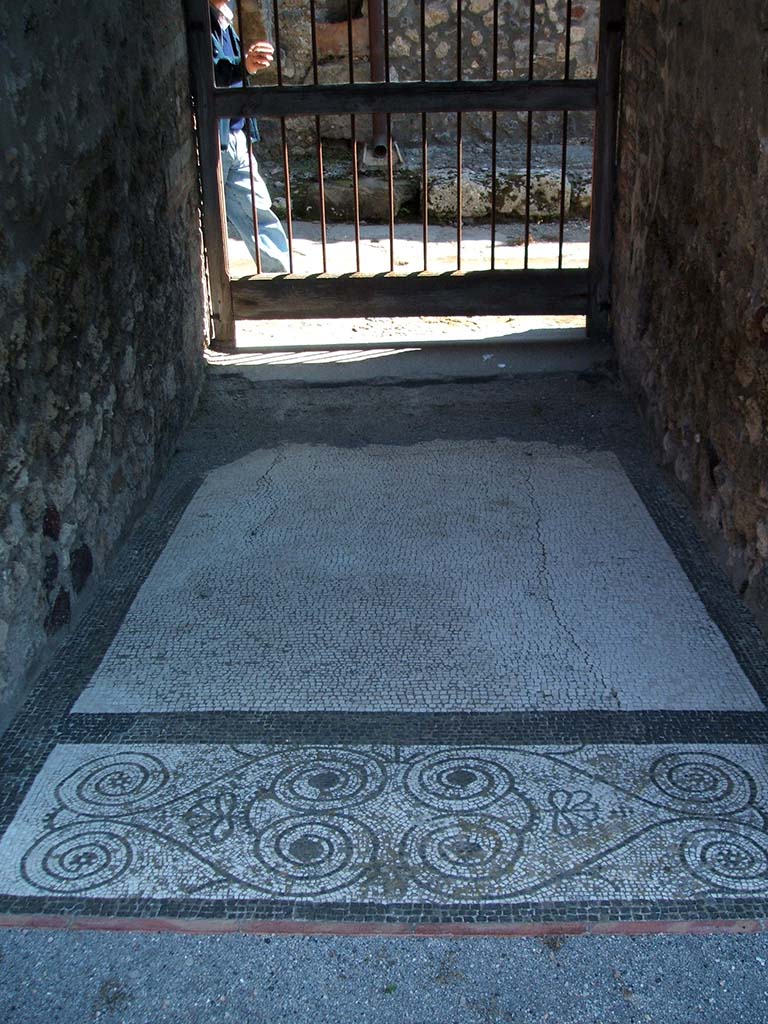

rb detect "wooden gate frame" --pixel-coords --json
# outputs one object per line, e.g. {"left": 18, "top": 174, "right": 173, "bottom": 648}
{"left": 185, "top": 0, "right": 624, "bottom": 349}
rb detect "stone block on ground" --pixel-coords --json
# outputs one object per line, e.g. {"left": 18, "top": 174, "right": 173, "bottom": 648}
{"left": 288, "top": 174, "right": 418, "bottom": 222}
{"left": 426, "top": 167, "right": 578, "bottom": 223}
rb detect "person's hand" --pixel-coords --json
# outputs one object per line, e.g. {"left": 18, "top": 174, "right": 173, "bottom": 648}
{"left": 244, "top": 41, "right": 275, "bottom": 74}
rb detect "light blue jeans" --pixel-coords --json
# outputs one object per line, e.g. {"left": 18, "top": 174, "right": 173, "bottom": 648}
{"left": 221, "top": 129, "right": 290, "bottom": 273}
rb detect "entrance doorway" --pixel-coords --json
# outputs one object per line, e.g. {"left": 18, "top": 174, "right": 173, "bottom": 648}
{"left": 185, "top": 0, "right": 624, "bottom": 348}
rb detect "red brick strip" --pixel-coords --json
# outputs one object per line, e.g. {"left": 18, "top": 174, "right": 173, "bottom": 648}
{"left": 0, "top": 914, "right": 763, "bottom": 938}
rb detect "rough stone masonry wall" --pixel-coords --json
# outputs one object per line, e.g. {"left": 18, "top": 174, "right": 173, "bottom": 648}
{"left": 0, "top": 1, "right": 206, "bottom": 718}
{"left": 613, "top": 0, "right": 768, "bottom": 610}
{"left": 241, "top": 0, "right": 599, "bottom": 222}
{"left": 245, "top": 0, "right": 599, "bottom": 153}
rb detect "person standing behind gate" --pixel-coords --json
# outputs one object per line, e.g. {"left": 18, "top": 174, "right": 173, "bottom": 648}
{"left": 209, "top": 1, "right": 290, "bottom": 273}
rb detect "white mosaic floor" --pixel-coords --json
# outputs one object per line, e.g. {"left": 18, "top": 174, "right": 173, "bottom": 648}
{"left": 2, "top": 742, "right": 768, "bottom": 903}
{"left": 72, "top": 440, "right": 762, "bottom": 714}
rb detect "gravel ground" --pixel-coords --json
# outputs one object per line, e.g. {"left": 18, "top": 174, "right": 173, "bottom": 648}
{"left": 2, "top": 930, "right": 768, "bottom": 1024}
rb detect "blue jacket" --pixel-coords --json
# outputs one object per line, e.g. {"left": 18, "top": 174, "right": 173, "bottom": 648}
{"left": 210, "top": 8, "right": 260, "bottom": 148}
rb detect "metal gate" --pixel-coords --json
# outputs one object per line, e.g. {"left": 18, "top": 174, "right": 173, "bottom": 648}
{"left": 185, "top": 0, "right": 624, "bottom": 349}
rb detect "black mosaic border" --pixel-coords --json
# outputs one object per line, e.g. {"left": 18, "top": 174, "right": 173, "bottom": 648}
{"left": 1, "top": 892, "right": 768, "bottom": 928}
{"left": 61, "top": 710, "right": 768, "bottom": 746}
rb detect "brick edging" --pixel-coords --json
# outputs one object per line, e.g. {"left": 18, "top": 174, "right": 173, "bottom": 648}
{"left": 0, "top": 914, "right": 764, "bottom": 938}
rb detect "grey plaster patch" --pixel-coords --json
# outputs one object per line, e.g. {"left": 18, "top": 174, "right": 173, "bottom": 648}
{"left": 1, "top": 742, "right": 768, "bottom": 903}
{"left": 72, "top": 441, "right": 762, "bottom": 714}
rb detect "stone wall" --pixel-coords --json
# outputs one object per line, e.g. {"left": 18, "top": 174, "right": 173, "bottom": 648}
{"left": 239, "top": 0, "right": 598, "bottom": 223}
{"left": 243, "top": 0, "right": 599, "bottom": 155}
{"left": 613, "top": 0, "right": 768, "bottom": 610}
{"left": 0, "top": 0, "right": 206, "bottom": 718}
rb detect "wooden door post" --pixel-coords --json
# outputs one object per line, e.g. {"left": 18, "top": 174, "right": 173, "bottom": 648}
{"left": 184, "top": 0, "right": 236, "bottom": 350}
{"left": 587, "top": 0, "right": 625, "bottom": 340}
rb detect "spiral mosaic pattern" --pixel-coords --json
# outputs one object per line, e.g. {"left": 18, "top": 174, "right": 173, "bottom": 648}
{"left": 681, "top": 828, "right": 768, "bottom": 892}
{"left": 21, "top": 824, "right": 133, "bottom": 894}
{"left": 401, "top": 814, "right": 526, "bottom": 894}
{"left": 404, "top": 752, "right": 520, "bottom": 814}
{"left": 4, "top": 742, "right": 768, "bottom": 910}
{"left": 252, "top": 814, "right": 377, "bottom": 896}
{"left": 270, "top": 749, "right": 387, "bottom": 812}
{"left": 55, "top": 753, "right": 170, "bottom": 816}
{"left": 650, "top": 752, "right": 754, "bottom": 815}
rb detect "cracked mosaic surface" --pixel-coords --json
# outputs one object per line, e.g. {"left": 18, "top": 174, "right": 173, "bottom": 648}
{"left": 72, "top": 441, "right": 761, "bottom": 714}
{"left": 2, "top": 743, "right": 768, "bottom": 903}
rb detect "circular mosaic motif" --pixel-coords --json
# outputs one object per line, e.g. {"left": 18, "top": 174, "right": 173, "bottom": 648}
{"left": 650, "top": 752, "right": 754, "bottom": 815}
{"left": 681, "top": 828, "right": 768, "bottom": 892}
{"left": 404, "top": 751, "right": 520, "bottom": 814}
{"left": 401, "top": 814, "right": 526, "bottom": 894}
{"left": 56, "top": 753, "right": 170, "bottom": 814}
{"left": 22, "top": 825, "right": 133, "bottom": 894}
{"left": 270, "top": 749, "right": 387, "bottom": 812}
{"left": 252, "top": 814, "right": 377, "bottom": 895}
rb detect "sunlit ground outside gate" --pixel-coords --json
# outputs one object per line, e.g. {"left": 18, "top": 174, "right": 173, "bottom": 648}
{"left": 227, "top": 220, "right": 589, "bottom": 346}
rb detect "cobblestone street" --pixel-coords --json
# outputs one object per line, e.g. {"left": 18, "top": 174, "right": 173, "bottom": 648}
{"left": 2, "top": 369, "right": 768, "bottom": 929}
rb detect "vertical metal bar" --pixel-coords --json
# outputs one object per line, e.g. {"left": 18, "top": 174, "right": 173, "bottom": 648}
{"left": 557, "top": 111, "right": 569, "bottom": 269}
{"left": 456, "top": 0, "right": 463, "bottom": 271}
{"left": 457, "top": 114, "right": 463, "bottom": 272}
{"left": 233, "top": 0, "right": 262, "bottom": 276}
{"left": 244, "top": 121, "right": 263, "bottom": 275}
{"left": 369, "top": 0, "right": 388, "bottom": 155}
{"left": 384, "top": 0, "right": 395, "bottom": 271}
{"left": 315, "top": 118, "right": 328, "bottom": 273}
{"left": 383, "top": 0, "right": 391, "bottom": 79}
{"left": 523, "top": 0, "right": 535, "bottom": 270}
{"left": 271, "top": 0, "right": 295, "bottom": 273}
{"left": 490, "top": 113, "right": 498, "bottom": 270}
{"left": 588, "top": 0, "right": 625, "bottom": 338}
{"left": 456, "top": 3, "right": 463, "bottom": 85}
{"left": 421, "top": 0, "right": 429, "bottom": 271}
{"left": 232, "top": 0, "right": 248, "bottom": 54}
{"left": 347, "top": 0, "right": 361, "bottom": 272}
{"left": 271, "top": 0, "right": 284, "bottom": 85}
{"left": 558, "top": 0, "right": 573, "bottom": 269}
{"left": 309, "top": 0, "right": 328, "bottom": 273}
{"left": 387, "top": 114, "right": 395, "bottom": 271}
{"left": 490, "top": 0, "right": 500, "bottom": 269}
{"left": 279, "top": 121, "right": 295, "bottom": 274}
{"left": 422, "top": 113, "right": 429, "bottom": 271}
{"left": 184, "top": 0, "right": 235, "bottom": 349}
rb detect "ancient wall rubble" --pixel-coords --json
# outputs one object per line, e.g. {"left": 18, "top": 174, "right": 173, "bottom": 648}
{"left": 613, "top": 0, "right": 768, "bottom": 611}
{"left": 0, "top": 1, "right": 206, "bottom": 717}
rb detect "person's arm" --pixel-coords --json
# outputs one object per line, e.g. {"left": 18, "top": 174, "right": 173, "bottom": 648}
{"left": 244, "top": 41, "right": 274, "bottom": 73}
{"left": 211, "top": 29, "right": 275, "bottom": 86}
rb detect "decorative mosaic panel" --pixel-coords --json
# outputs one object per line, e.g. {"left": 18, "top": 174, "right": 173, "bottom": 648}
{"left": 2, "top": 743, "right": 767, "bottom": 904}
{"left": 72, "top": 442, "right": 762, "bottom": 714}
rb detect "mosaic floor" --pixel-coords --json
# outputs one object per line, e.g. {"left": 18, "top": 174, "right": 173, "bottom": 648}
{"left": 72, "top": 442, "right": 760, "bottom": 715}
{"left": 2, "top": 376, "right": 768, "bottom": 927}
{"left": 3, "top": 743, "right": 768, "bottom": 904}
